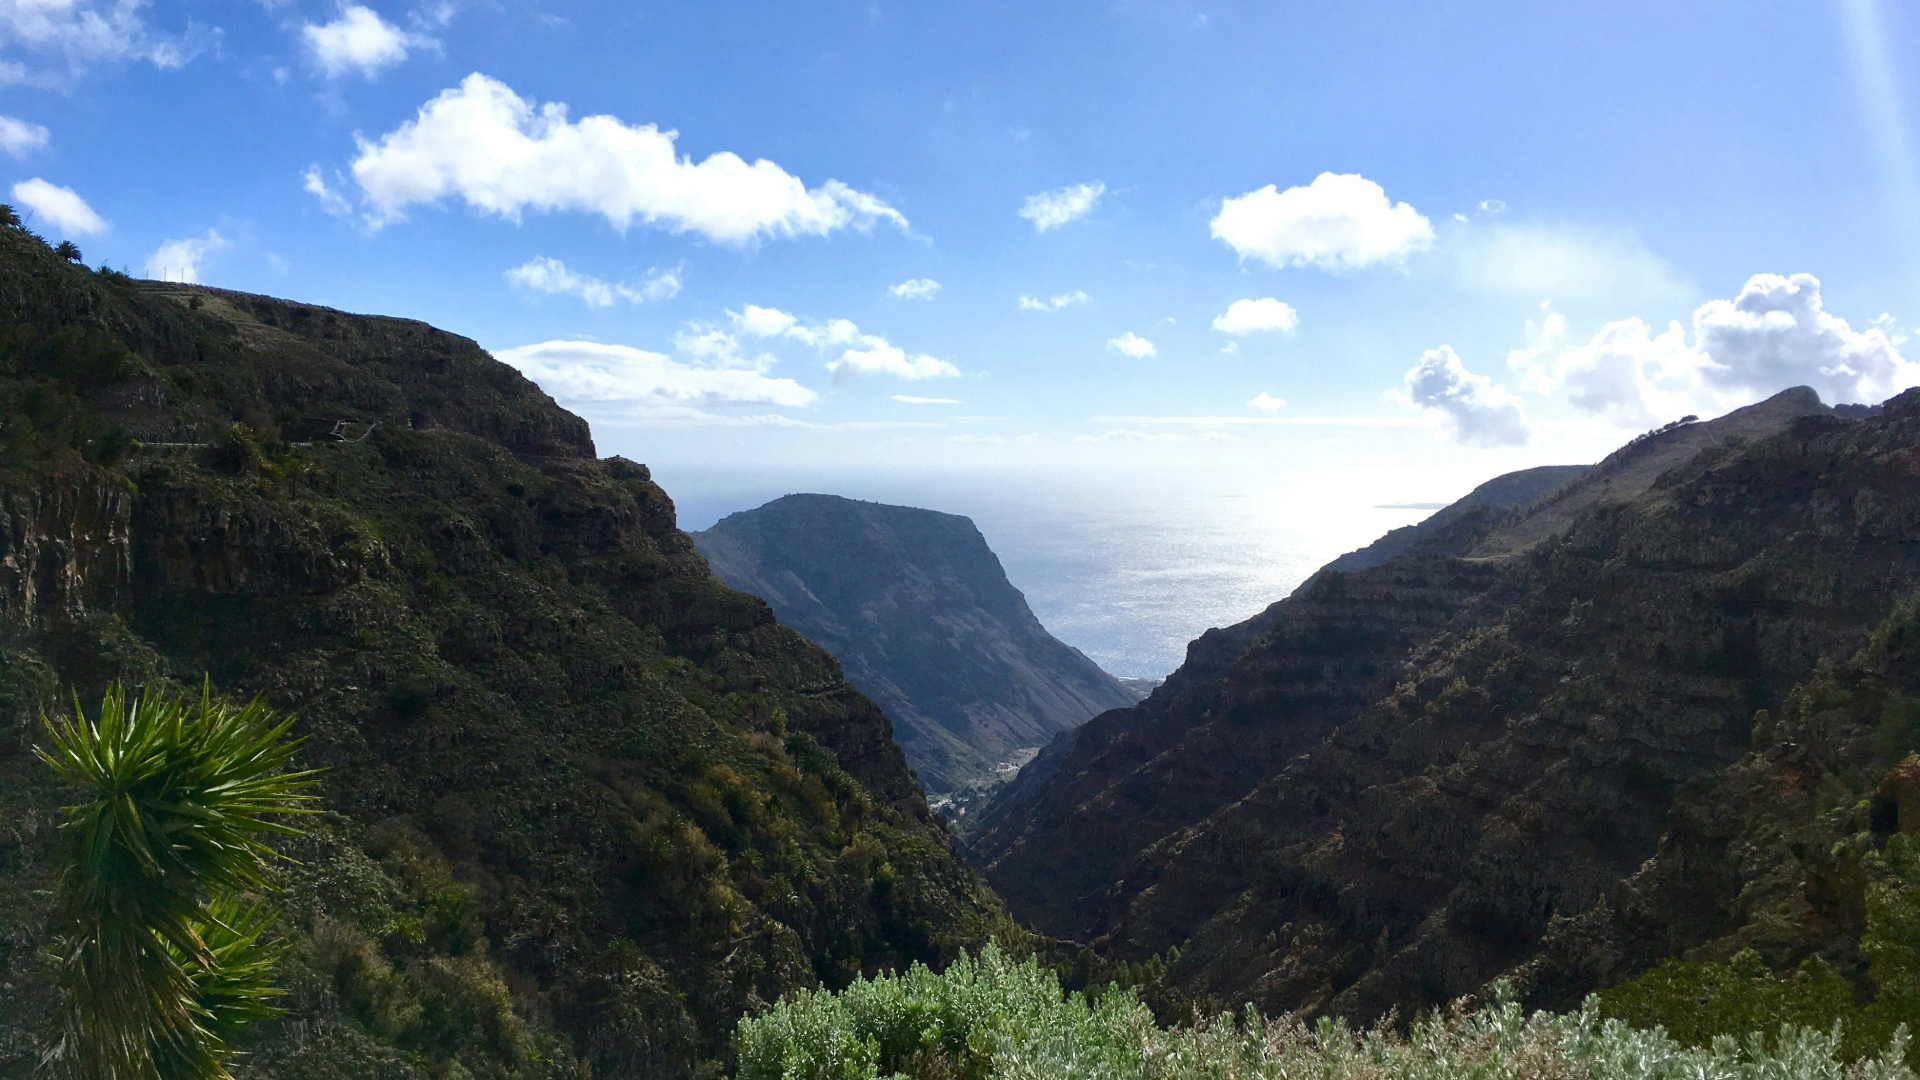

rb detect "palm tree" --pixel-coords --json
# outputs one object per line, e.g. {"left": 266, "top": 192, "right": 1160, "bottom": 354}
{"left": 53, "top": 240, "right": 82, "bottom": 263}
{"left": 36, "top": 683, "right": 317, "bottom": 1080}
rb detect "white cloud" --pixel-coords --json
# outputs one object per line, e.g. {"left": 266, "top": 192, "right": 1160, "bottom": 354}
{"left": 1019, "top": 181, "right": 1104, "bottom": 232}
{"left": 302, "top": 5, "right": 430, "bottom": 79}
{"left": 0, "top": 114, "right": 47, "bottom": 156}
{"left": 732, "top": 303, "right": 799, "bottom": 338}
{"left": 1211, "top": 172, "right": 1432, "bottom": 271}
{"left": 11, "top": 177, "right": 104, "bottom": 235}
{"left": 1107, "top": 331, "right": 1155, "bottom": 358}
{"left": 343, "top": 73, "right": 909, "bottom": 242}
{"left": 1018, "top": 290, "right": 1090, "bottom": 312}
{"left": 0, "top": 0, "right": 191, "bottom": 85}
{"left": 729, "top": 303, "right": 958, "bottom": 382}
{"left": 1511, "top": 272, "right": 1919, "bottom": 425}
{"left": 1248, "top": 391, "right": 1285, "bottom": 413}
{"left": 1693, "top": 273, "right": 1913, "bottom": 404}
{"left": 893, "top": 394, "right": 959, "bottom": 404}
{"left": 1398, "top": 345, "right": 1531, "bottom": 447}
{"left": 1213, "top": 297, "right": 1298, "bottom": 335}
{"left": 302, "top": 165, "right": 355, "bottom": 217}
{"left": 830, "top": 339, "right": 957, "bottom": 383}
{"left": 144, "top": 229, "right": 229, "bottom": 283}
{"left": 1454, "top": 224, "right": 1692, "bottom": 305}
{"left": 494, "top": 339, "right": 817, "bottom": 421}
{"left": 888, "top": 277, "right": 940, "bottom": 300}
{"left": 505, "top": 256, "right": 680, "bottom": 307}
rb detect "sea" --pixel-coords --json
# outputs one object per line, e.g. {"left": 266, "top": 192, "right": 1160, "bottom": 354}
{"left": 661, "top": 466, "right": 1436, "bottom": 680}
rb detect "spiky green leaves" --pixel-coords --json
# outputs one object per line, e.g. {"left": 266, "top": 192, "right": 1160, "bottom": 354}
{"left": 37, "top": 683, "right": 316, "bottom": 1080}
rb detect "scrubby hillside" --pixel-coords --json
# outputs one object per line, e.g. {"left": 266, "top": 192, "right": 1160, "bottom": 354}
{"left": 693, "top": 494, "right": 1138, "bottom": 799}
{"left": 0, "top": 220, "right": 1018, "bottom": 1080}
{"left": 971, "top": 386, "right": 1906, "bottom": 1025}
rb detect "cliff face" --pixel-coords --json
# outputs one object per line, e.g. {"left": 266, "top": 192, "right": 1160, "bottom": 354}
{"left": 692, "top": 494, "right": 1138, "bottom": 799}
{"left": 972, "top": 386, "right": 1890, "bottom": 1021}
{"left": 0, "top": 224, "right": 1015, "bottom": 1080}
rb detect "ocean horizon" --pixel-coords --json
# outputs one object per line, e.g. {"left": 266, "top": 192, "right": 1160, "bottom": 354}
{"left": 663, "top": 465, "right": 1436, "bottom": 680}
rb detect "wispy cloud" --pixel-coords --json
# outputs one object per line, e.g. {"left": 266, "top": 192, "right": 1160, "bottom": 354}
{"left": 0, "top": 115, "right": 48, "bottom": 156}
{"left": 1020, "top": 181, "right": 1104, "bottom": 232}
{"left": 889, "top": 277, "right": 940, "bottom": 299}
{"left": 1107, "top": 331, "right": 1155, "bottom": 358}
{"left": 505, "top": 256, "right": 681, "bottom": 307}
{"left": 1019, "top": 290, "right": 1090, "bottom": 312}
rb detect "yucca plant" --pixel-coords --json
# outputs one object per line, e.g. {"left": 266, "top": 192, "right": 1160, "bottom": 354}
{"left": 36, "top": 683, "right": 318, "bottom": 1080}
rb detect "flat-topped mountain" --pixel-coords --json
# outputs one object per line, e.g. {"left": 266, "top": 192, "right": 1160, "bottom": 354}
{"left": 693, "top": 494, "right": 1139, "bottom": 798}
{"left": 971, "top": 386, "right": 1909, "bottom": 1024}
{"left": 0, "top": 220, "right": 1016, "bottom": 1080}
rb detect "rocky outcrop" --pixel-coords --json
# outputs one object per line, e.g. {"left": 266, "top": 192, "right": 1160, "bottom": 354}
{"left": 0, "top": 223, "right": 1016, "bottom": 1080}
{"left": 692, "top": 494, "right": 1138, "bottom": 798}
{"left": 973, "top": 387, "right": 1886, "bottom": 1023}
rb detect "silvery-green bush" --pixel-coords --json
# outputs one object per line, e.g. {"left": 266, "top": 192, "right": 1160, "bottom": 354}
{"left": 734, "top": 944, "right": 1919, "bottom": 1080}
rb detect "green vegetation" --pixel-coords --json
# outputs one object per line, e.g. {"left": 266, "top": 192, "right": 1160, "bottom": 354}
{"left": 734, "top": 945, "right": 1918, "bottom": 1080}
{"left": 36, "top": 684, "right": 315, "bottom": 1080}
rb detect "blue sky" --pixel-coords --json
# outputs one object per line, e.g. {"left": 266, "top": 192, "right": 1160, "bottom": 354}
{"left": 4, "top": 0, "right": 1919, "bottom": 506}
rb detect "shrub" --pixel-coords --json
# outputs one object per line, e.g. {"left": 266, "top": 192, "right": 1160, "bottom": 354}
{"left": 735, "top": 945, "right": 1920, "bottom": 1080}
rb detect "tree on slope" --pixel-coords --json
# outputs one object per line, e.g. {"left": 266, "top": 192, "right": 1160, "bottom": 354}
{"left": 36, "top": 684, "right": 316, "bottom": 1080}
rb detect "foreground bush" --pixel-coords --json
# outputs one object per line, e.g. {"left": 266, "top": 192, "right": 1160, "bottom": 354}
{"left": 735, "top": 944, "right": 1920, "bottom": 1080}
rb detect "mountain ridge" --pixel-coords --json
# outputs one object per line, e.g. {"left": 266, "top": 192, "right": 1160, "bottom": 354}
{"left": 0, "top": 221, "right": 1017, "bottom": 1080}
{"left": 692, "top": 493, "right": 1138, "bottom": 798}
{"left": 970, "top": 385, "right": 1901, "bottom": 1023}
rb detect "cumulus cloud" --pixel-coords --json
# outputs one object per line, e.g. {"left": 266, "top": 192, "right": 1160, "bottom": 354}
{"left": 1018, "top": 290, "right": 1090, "bottom": 312}
{"left": 892, "top": 394, "right": 958, "bottom": 404}
{"left": 0, "top": 0, "right": 194, "bottom": 85}
{"left": 494, "top": 339, "right": 817, "bottom": 422}
{"left": 340, "top": 73, "right": 909, "bottom": 242}
{"left": 1512, "top": 273, "right": 1918, "bottom": 425}
{"left": 1211, "top": 172, "right": 1432, "bottom": 271}
{"left": 831, "top": 339, "right": 958, "bottom": 382}
{"left": 12, "top": 177, "right": 104, "bottom": 235}
{"left": 0, "top": 114, "right": 47, "bottom": 156}
{"left": 1248, "top": 391, "right": 1284, "bottom": 413}
{"left": 505, "top": 256, "right": 681, "bottom": 307}
{"left": 730, "top": 303, "right": 959, "bottom": 382}
{"left": 1213, "top": 297, "right": 1298, "bottom": 335}
{"left": 1019, "top": 181, "right": 1104, "bottom": 232}
{"left": 1399, "top": 345, "right": 1530, "bottom": 447}
{"left": 1107, "top": 331, "right": 1155, "bottom": 358}
{"left": 1455, "top": 224, "right": 1692, "bottom": 305}
{"left": 889, "top": 277, "right": 940, "bottom": 299}
{"left": 302, "top": 5, "right": 430, "bottom": 79}
{"left": 144, "top": 229, "right": 228, "bottom": 283}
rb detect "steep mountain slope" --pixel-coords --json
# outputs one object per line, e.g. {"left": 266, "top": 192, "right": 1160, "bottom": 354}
{"left": 972, "top": 386, "right": 1881, "bottom": 1022}
{"left": 1324, "top": 464, "right": 1589, "bottom": 573}
{"left": 692, "top": 494, "right": 1138, "bottom": 798}
{"left": 0, "top": 221, "right": 1017, "bottom": 1080}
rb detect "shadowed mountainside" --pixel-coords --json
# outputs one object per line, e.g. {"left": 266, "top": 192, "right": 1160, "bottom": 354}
{"left": 970, "top": 385, "right": 1897, "bottom": 1023}
{"left": 692, "top": 494, "right": 1139, "bottom": 799}
{"left": 0, "top": 221, "right": 1019, "bottom": 1080}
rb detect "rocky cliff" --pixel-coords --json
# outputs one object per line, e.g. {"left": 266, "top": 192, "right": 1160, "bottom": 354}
{"left": 971, "top": 386, "right": 1888, "bottom": 1022}
{"left": 692, "top": 494, "right": 1138, "bottom": 800}
{"left": 0, "top": 221, "right": 1017, "bottom": 1080}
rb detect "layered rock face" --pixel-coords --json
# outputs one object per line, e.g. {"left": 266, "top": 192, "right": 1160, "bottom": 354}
{"left": 693, "top": 494, "right": 1138, "bottom": 798}
{"left": 972, "top": 386, "right": 1893, "bottom": 1021}
{"left": 0, "top": 224, "right": 1015, "bottom": 1080}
